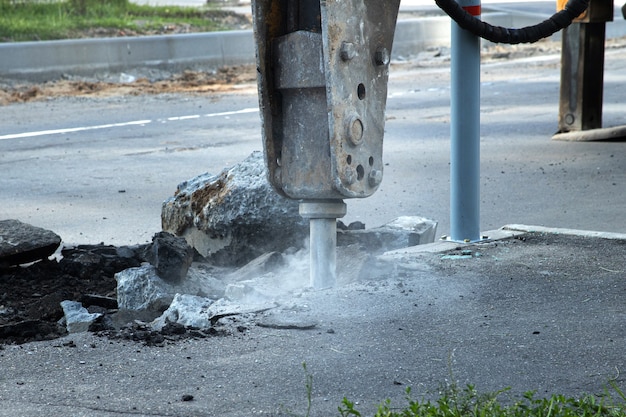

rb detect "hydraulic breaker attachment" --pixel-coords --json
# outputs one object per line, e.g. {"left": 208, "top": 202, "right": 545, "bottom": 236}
{"left": 252, "top": 0, "right": 400, "bottom": 288}
{"left": 252, "top": 0, "right": 400, "bottom": 200}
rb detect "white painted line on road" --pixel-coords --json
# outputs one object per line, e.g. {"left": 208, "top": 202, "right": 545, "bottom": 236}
{"left": 0, "top": 107, "right": 259, "bottom": 141}
{"left": 204, "top": 108, "right": 259, "bottom": 118}
{"left": 0, "top": 120, "right": 153, "bottom": 140}
{"left": 167, "top": 115, "right": 200, "bottom": 121}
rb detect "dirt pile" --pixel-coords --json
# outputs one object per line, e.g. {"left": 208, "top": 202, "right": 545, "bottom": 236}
{"left": 0, "top": 244, "right": 141, "bottom": 344}
{"left": 0, "top": 65, "right": 258, "bottom": 106}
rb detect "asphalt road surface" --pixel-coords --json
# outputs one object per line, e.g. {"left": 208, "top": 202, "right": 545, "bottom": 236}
{"left": 1, "top": 47, "right": 626, "bottom": 246}
{"left": 1, "top": 39, "right": 626, "bottom": 417}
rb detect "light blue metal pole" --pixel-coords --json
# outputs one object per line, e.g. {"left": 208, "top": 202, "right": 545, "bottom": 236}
{"left": 450, "top": 0, "right": 481, "bottom": 242}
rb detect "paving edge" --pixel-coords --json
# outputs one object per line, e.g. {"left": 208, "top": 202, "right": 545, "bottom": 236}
{"left": 501, "top": 224, "right": 626, "bottom": 241}
{"left": 378, "top": 224, "right": 626, "bottom": 260}
{"left": 4, "top": 11, "right": 625, "bottom": 81}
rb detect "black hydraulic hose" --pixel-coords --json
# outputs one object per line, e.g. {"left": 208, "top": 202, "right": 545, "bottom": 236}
{"left": 435, "top": 0, "right": 590, "bottom": 44}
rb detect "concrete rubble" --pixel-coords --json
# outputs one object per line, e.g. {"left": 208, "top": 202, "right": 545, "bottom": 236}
{"left": 161, "top": 151, "right": 309, "bottom": 266}
{"left": 115, "top": 264, "right": 200, "bottom": 315}
{"left": 2, "top": 155, "right": 437, "bottom": 338}
{"left": 59, "top": 300, "right": 102, "bottom": 333}
{"left": 110, "top": 220, "right": 436, "bottom": 334}
{"left": 150, "top": 294, "right": 214, "bottom": 331}
{"left": 151, "top": 294, "right": 276, "bottom": 331}
{"left": 0, "top": 219, "right": 61, "bottom": 267}
{"left": 338, "top": 215, "right": 437, "bottom": 251}
{"left": 142, "top": 231, "right": 194, "bottom": 283}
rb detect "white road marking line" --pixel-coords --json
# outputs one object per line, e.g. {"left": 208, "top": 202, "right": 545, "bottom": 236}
{"left": 0, "top": 120, "right": 153, "bottom": 140}
{"left": 0, "top": 107, "right": 259, "bottom": 141}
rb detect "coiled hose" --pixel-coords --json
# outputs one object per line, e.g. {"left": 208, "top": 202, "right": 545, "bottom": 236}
{"left": 435, "top": 0, "right": 590, "bottom": 44}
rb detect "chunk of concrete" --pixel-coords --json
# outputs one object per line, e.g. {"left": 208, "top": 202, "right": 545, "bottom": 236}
{"left": 206, "top": 298, "right": 277, "bottom": 322}
{"left": 115, "top": 263, "right": 226, "bottom": 319}
{"left": 0, "top": 219, "right": 62, "bottom": 266}
{"left": 161, "top": 151, "right": 308, "bottom": 266}
{"left": 115, "top": 264, "right": 189, "bottom": 316}
{"left": 60, "top": 300, "right": 102, "bottom": 333}
{"left": 143, "top": 231, "right": 194, "bottom": 283}
{"left": 151, "top": 293, "right": 213, "bottom": 331}
{"left": 337, "top": 216, "right": 437, "bottom": 252}
{"left": 152, "top": 294, "right": 278, "bottom": 331}
{"left": 59, "top": 244, "right": 144, "bottom": 279}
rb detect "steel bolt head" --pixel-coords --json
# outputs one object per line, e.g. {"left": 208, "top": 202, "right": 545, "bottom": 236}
{"left": 346, "top": 116, "right": 364, "bottom": 146}
{"left": 368, "top": 169, "right": 383, "bottom": 187}
{"left": 340, "top": 42, "right": 356, "bottom": 61}
{"left": 342, "top": 166, "right": 357, "bottom": 185}
{"left": 374, "top": 47, "right": 390, "bottom": 66}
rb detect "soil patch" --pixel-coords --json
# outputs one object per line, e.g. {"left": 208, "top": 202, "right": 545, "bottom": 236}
{"left": 0, "top": 65, "right": 258, "bottom": 106}
{"left": 0, "top": 243, "right": 239, "bottom": 346}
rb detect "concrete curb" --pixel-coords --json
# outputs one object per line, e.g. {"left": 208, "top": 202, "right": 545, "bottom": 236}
{"left": 501, "top": 224, "right": 626, "bottom": 241}
{"left": 378, "top": 224, "right": 626, "bottom": 261}
{"left": 0, "top": 30, "right": 255, "bottom": 81}
{"left": 3, "top": 9, "right": 625, "bottom": 81}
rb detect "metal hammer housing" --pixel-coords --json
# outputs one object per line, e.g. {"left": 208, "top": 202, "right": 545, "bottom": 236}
{"left": 252, "top": 0, "right": 401, "bottom": 200}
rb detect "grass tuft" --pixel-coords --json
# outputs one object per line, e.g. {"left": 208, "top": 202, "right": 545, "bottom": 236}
{"left": 0, "top": 0, "right": 234, "bottom": 42}
{"left": 338, "top": 382, "right": 626, "bottom": 417}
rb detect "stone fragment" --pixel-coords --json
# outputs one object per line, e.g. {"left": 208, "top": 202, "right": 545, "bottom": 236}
{"left": 161, "top": 151, "right": 308, "bottom": 266}
{"left": 151, "top": 293, "right": 213, "bottom": 331}
{"left": 60, "top": 300, "right": 102, "bottom": 333}
{"left": 115, "top": 264, "right": 187, "bottom": 316}
{"left": 0, "top": 219, "right": 62, "bottom": 266}
{"left": 115, "top": 264, "right": 223, "bottom": 319}
{"left": 143, "top": 231, "right": 194, "bottom": 283}
{"left": 153, "top": 295, "right": 278, "bottom": 331}
{"left": 223, "top": 251, "right": 309, "bottom": 301}
{"left": 337, "top": 216, "right": 437, "bottom": 252}
{"left": 59, "top": 244, "right": 144, "bottom": 279}
{"left": 206, "top": 298, "right": 277, "bottom": 322}
{"left": 337, "top": 221, "right": 366, "bottom": 231}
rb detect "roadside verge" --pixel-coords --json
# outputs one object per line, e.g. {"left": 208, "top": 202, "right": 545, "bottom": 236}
{"left": 2, "top": 9, "right": 626, "bottom": 81}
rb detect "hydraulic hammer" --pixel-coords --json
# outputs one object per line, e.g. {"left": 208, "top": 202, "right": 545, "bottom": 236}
{"left": 251, "top": 0, "right": 401, "bottom": 288}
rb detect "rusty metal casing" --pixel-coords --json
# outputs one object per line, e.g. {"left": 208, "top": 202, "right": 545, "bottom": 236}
{"left": 252, "top": 0, "right": 401, "bottom": 200}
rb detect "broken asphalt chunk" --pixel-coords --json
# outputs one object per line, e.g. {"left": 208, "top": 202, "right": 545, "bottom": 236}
{"left": 143, "top": 231, "right": 194, "bottom": 283}
{"left": 0, "top": 219, "right": 61, "bottom": 267}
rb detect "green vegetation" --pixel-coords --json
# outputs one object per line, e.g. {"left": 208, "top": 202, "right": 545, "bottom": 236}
{"left": 291, "top": 363, "right": 626, "bottom": 417}
{"left": 338, "top": 382, "right": 626, "bottom": 417}
{"left": 0, "top": 0, "right": 238, "bottom": 42}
